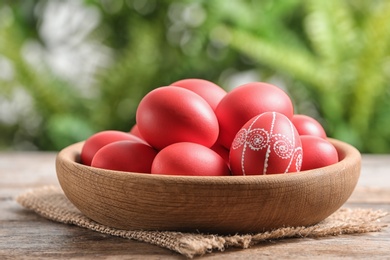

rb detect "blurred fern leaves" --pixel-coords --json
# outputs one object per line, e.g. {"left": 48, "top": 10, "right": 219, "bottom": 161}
{"left": 224, "top": 0, "right": 390, "bottom": 152}
{"left": 0, "top": 0, "right": 389, "bottom": 152}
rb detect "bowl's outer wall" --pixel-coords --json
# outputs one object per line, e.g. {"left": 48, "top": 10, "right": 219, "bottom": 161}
{"left": 56, "top": 139, "right": 361, "bottom": 234}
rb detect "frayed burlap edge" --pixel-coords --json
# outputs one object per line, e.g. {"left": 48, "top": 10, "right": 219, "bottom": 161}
{"left": 16, "top": 186, "right": 388, "bottom": 258}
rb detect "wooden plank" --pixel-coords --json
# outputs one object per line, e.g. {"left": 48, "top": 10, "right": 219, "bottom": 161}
{"left": 358, "top": 154, "right": 390, "bottom": 189}
{"left": 349, "top": 187, "right": 390, "bottom": 203}
{"left": 0, "top": 197, "right": 181, "bottom": 259}
{"left": 1, "top": 199, "right": 388, "bottom": 259}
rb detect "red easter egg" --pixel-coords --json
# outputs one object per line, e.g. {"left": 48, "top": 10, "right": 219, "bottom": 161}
{"left": 129, "top": 124, "right": 143, "bottom": 139}
{"left": 91, "top": 140, "right": 157, "bottom": 173}
{"left": 151, "top": 142, "right": 231, "bottom": 176}
{"left": 136, "top": 86, "right": 219, "bottom": 150}
{"left": 229, "top": 112, "right": 302, "bottom": 175}
{"left": 80, "top": 130, "right": 146, "bottom": 166}
{"left": 215, "top": 82, "right": 294, "bottom": 149}
{"left": 300, "top": 135, "right": 338, "bottom": 171}
{"left": 292, "top": 114, "right": 327, "bottom": 139}
{"left": 170, "top": 78, "right": 227, "bottom": 111}
{"left": 210, "top": 143, "right": 230, "bottom": 165}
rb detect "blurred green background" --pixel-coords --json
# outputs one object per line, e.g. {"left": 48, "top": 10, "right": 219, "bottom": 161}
{"left": 0, "top": 0, "right": 389, "bottom": 153}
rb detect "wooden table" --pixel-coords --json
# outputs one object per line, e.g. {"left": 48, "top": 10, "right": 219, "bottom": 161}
{"left": 1, "top": 152, "right": 389, "bottom": 259}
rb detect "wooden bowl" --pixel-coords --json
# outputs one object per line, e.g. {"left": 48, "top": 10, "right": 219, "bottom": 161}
{"left": 56, "top": 138, "right": 361, "bottom": 234}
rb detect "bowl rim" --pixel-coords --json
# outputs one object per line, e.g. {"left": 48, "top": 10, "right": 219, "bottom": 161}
{"left": 57, "top": 138, "right": 361, "bottom": 184}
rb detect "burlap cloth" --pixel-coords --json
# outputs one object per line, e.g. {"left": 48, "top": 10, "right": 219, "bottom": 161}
{"left": 16, "top": 186, "right": 388, "bottom": 258}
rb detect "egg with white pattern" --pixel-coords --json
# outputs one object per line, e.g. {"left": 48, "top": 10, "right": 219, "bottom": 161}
{"left": 229, "top": 112, "right": 302, "bottom": 175}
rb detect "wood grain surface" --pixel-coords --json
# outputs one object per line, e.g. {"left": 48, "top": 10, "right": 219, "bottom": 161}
{"left": 1, "top": 152, "right": 389, "bottom": 259}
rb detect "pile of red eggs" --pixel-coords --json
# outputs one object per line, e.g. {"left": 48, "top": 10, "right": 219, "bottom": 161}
{"left": 80, "top": 79, "right": 338, "bottom": 176}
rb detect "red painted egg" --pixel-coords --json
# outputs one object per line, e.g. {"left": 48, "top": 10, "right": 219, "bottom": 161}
{"left": 292, "top": 114, "right": 327, "bottom": 139}
{"left": 91, "top": 140, "right": 157, "bottom": 173}
{"left": 170, "top": 78, "right": 227, "bottom": 111}
{"left": 215, "top": 82, "right": 294, "bottom": 149}
{"left": 300, "top": 135, "right": 338, "bottom": 171}
{"left": 136, "top": 86, "right": 219, "bottom": 150}
{"left": 151, "top": 142, "right": 231, "bottom": 176}
{"left": 229, "top": 112, "right": 302, "bottom": 175}
{"left": 129, "top": 124, "right": 143, "bottom": 139}
{"left": 210, "top": 143, "right": 230, "bottom": 165}
{"left": 80, "top": 130, "right": 146, "bottom": 166}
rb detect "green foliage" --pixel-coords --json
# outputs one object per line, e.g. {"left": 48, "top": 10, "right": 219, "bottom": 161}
{"left": 224, "top": 0, "right": 390, "bottom": 152}
{"left": 0, "top": 0, "right": 389, "bottom": 152}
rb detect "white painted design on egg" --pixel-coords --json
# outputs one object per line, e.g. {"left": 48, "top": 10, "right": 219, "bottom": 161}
{"left": 241, "top": 140, "right": 247, "bottom": 175}
{"left": 283, "top": 117, "right": 301, "bottom": 173}
{"left": 263, "top": 112, "right": 276, "bottom": 175}
{"left": 231, "top": 111, "right": 301, "bottom": 175}
{"left": 295, "top": 148, "right": 303, "bottom": 172}
{"left": 272, "top": 134, "right": 293, "bottom": 159}
{"left": 240, "top": 114, "right": 263, "bottom": 175}
{"left": 232, "top": 128, "right": 247, "bottom": 150}
{"left": 247, "top": 129, "right": 269, "bottom": 151}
